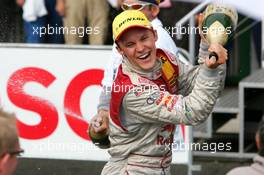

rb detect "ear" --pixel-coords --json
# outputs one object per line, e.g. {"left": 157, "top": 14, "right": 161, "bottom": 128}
{"left": 116, "top": 43, "right": 125, "bottom": 58}
{"left": 151, "top": 5, "right": 160, "bottom": 18}
{"left": 0, "top": 154, "right": 10, "bottom": 172}
{"left": 256, "top": 133, "right": 260, "bottom": 150}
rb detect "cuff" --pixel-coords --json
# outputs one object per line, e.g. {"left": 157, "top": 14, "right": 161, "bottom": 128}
{"left": 200, "top": 64, "right": 219, "bottom": 78}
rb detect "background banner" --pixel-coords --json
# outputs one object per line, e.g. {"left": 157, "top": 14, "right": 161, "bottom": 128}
{"left": 0, "top": 45, "right": 190, "bottom": 164}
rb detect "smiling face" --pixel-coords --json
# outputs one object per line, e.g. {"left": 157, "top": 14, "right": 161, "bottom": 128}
{"left": 117, "top": 27, "right": 158, "bottom": 71}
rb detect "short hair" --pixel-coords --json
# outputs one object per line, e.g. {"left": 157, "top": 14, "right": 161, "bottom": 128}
{"left": 0, "top": 108, "right": 18, "bottom": 156}
{"left": 257, "top": 120, "right": 264, "bottom": 156}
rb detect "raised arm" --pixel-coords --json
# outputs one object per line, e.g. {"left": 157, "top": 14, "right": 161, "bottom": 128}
{"left": 124, "top": 43, "right": 227, "bottom": 125}
{"left": 177, "top": 40, "right": 226, "bottom": 96}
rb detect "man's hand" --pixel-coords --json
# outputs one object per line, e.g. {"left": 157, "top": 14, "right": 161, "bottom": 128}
{"left": 90, "top": 109, "right": 109, "bottom": 133}
{"left": 89, "top": 110, "right": 110, "bottom": 149}
{"left": 205, "top": 43, "right": 228, "bottom": 69}
{"left": 56, "top": 0, "right": 66, "bottom": 17}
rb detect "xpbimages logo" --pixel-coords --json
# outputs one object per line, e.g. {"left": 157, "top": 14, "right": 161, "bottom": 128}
{"left": 164, "top": 25, "right": 232, "bottom": 37}
{"left": 166, "top": 140, "right": 232, "bottom": 153}
{"left": 32, "top": 24, "right": 100, "bottom": 37}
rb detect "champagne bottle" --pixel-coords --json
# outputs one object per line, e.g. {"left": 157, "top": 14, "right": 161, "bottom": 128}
{"left": 202, "top": 3, "right": 238, "bottom": 60}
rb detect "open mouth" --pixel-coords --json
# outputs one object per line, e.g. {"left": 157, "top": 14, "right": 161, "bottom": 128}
{"left": 137, "top": 51, "right": 151, "bottom": 60}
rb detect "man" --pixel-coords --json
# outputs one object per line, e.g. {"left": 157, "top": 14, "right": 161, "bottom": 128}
{"left": 226, "top": 121, "right": 264, "bottom": 175}
{"left": 90, "top": 0, "right": 189, "bottom": 146}
{"left": 16, "top": 0, "right": 64, "bottom": 43}
{"left": 101, "top": 10, "right": 227, "bottom": 175}
{"left": 0, "top": 108, "right": 23, "bottom": 175}
{"left": 56, "top": 0, "right": 109, "bottom": 45}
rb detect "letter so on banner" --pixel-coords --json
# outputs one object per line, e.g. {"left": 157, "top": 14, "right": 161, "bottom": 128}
{"left": 0, "top": 46, "right": 111, "bottom": 161}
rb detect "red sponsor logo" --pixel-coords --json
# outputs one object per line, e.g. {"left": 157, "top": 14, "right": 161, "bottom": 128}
{"left": 168, "top": 96, "right": 178, "bottom": 112}
{"left": 155, "top": 92, "right": 165, "bottom": 105}
{"left": 156, "top": 135, "right": 173, "bottom": 145}
{"left": 157, "top": 124, "right": 175, "bottom": 145}
{"left": 164, "top": 96, "right": 172, "bottom": 107}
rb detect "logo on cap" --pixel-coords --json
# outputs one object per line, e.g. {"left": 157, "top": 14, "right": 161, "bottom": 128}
{"left": 112, "top": 10, "right": 152, "bottom": 41}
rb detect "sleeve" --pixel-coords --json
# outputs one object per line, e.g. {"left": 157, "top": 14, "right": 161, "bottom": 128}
{"left": 123, "top": 65, "right": 222, "bottom": 126}
{"left": 177, "top": 40, "right": 226, "bottom": 96}
{"left": 197, "top": 40, "right": 226, "bottom": 93}
{"left": 97, "top": 86, "right": 111, "bottom": 111}
{"left": 97, "top": 44, "right": 122, "bottom": 111}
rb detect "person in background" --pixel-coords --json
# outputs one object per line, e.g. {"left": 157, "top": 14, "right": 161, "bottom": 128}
{"left": 16, "top": 0, "right": 64, "bottom": 43}
{"left": 56, "top": 0, "right": 109, "bottom": 45}
{"left": 0, "top": 108, "right": 23, "bottom": 175}
{"left": 0, "top": 0, "right": 23, "bottom": 42}
{"left": 226, "top": 121, "right": 264, "bottom": 175}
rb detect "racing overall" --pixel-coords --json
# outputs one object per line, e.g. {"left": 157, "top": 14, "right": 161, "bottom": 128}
{"left": 101, "top": 47, "right": 225, "bottom": 175}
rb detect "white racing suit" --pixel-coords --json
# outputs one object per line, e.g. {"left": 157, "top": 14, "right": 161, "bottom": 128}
{"left": 98, "top": 18, "right": 188, "bottom": 145}
{"left": 101, "top": 45, "right": 226, "bottom": 175}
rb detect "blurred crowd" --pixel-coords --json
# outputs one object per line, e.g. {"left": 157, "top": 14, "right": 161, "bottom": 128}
{"left": 16, "top": 0, "right": 117, "bottom": 44}
{"left": 0, "top": 0, "right": 176, "bottom": 45}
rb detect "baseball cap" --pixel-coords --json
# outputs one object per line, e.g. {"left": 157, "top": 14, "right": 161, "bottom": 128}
{"left": 112, "top": 10, "right": 152, "bottom": 41}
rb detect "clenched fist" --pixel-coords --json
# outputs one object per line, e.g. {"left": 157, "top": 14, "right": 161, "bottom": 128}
{"left": 205, "top": 43, "right": 228, "bottom": 69}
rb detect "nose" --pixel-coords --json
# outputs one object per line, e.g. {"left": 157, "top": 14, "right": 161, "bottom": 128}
{"left": 135, "top": 42, "right": 144, "bottom": 53}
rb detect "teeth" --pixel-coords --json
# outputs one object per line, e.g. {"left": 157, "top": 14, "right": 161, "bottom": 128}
{"left": 138, "top": 52, "right": 150, "bottom": 59}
